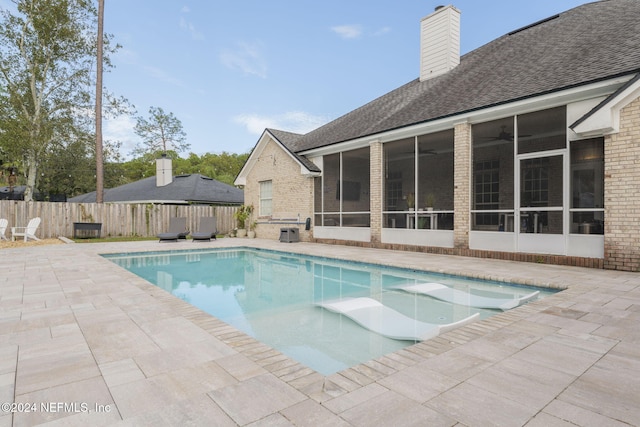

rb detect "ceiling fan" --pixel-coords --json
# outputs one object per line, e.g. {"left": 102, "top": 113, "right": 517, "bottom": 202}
{"left": 481, "top": 125, "right": 531, "bottom": 142}
{"left": 481, "top": 125, "right": 515, "bottom": 141}
{"left": 418, "top": 147, "right": 436, "bottom": 155}
{"left": 395, "top": 147, "right": 436, "bottom": 156}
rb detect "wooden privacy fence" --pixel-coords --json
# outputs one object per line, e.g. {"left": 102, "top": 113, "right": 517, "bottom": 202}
{"left": 0, "top": 200, "right": 239, "bottom": 239}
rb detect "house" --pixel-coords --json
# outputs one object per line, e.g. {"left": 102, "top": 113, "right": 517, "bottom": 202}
{"left": 0, "top": 185, "right": 29, "bottom": 200}
{"left": 71, "top": 157, "right": 244, "bottom": 205}
{"left": 235, "top": 0, "right": 640, "bottom": 271}
{"left": 0, "top": 185, "right": 66, "bottom": 201}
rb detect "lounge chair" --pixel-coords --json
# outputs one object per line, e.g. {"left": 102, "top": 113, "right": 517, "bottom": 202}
{"left": 393, "top": 282, "right": 540, "bottom": 311}
{"left": 11, "top": 217, "right": 41, "bottom": 242}
{"left": 0, "top": 218, "right": 8, "bottom": 241}
{"left": 191, "top": 216, "right": 218, "bottom": 242}
{"left": 157, "top": 217, "right": 189, "bottom": 242}
{"left": 316, "top": 297, "right": 479, "bottom": 341}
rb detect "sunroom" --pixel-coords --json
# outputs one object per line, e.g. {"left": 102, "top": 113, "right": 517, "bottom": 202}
{"left": 311, "top": 104, "right": 605, "bottom": 259}
{"left": 468, "top": 105, "right": 604, "bottom": 258}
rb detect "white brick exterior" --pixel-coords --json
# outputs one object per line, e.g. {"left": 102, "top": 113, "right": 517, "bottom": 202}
{"left": 604, "top": 96, "right": 640, "bottom": 270}
{"left": 453, "top": 122, "right": 471, "bottom": 249}
{"left": 242, "top": 137, "right": 315, "bottom": 241}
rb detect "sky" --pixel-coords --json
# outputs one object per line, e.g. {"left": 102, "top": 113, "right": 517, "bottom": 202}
{"left": 6, "top": 0, "right": 594, "bottom": 158}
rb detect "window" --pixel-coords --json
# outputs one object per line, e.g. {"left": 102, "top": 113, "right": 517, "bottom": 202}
{"left": 386, "top": 171, "right": 403, "bottom": 210}
{"left": 521, "top": 158, "right": 549, "bottom": 207}
{"left": 517, "top": 106, "right": 566, "bottom": 155}
{"left": 314, "top": 149, "right": 370, "bottom": 227}
{"left": 570, "top": 138, "right": 604, "bottom": 234}
{"left": 383, "top": 131, "right": 454, "bottom": 230}
{"left": 259, "top": 180, "right": 272, "bottom": 216}
{"left": 474, "top": 160, "right": 500, "bottom": 226}
{"left": 384, "top": 138, "right": 415, "bottom": 222}
{"left": 471, "top": 117, "right": 514, "bottom": 231}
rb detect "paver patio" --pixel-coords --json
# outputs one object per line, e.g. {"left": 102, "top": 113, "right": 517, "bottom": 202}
{"left": 1, "top": 238, "right": 638, "bottom": 426}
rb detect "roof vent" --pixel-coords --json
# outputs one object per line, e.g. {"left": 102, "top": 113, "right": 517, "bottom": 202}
{"left": 420, "top": 5, "right": 461, "bottom": 82}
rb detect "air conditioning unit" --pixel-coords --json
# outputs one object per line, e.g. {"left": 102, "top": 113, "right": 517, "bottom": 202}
{"left": 279, "top": 227, "right": 299, "bottom": 243}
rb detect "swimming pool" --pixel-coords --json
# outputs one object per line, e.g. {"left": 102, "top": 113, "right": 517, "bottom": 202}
{"left": 104, "top": 247, "right": 555, "bottom": 375}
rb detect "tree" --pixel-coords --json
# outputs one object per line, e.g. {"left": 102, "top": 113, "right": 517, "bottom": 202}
{"left": 37, "top": 138, "right": 124, "bottom": 199}
{"left": 117, "top": 151, "right": 250, "bottom": 187}
{"left": 0, "top": 0, "right": 117, "bottom": 201}
{"left": 38, "top": 136, "right": 94, "bottom": 198}
{"left": 132, "top": 106, "right": 189, "bottom": 159}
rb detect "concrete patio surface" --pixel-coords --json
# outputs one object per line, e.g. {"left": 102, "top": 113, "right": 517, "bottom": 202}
{"left": 1, "top": 238, "right": 639, "bottom": 426}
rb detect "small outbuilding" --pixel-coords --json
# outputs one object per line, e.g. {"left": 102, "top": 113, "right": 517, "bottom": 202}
{"left": 70, "top": 157, "right": 243, "bottom": 205}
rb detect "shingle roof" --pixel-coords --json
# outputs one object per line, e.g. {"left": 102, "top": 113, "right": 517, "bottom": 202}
{"left": 290, "top": 0, "right": 640, "bottom": 153}
{"left": 69, "top": 174, "right": 244, "bottom": 204}
{"left": 267, "top": 128, "right": 321, "bottom": 172}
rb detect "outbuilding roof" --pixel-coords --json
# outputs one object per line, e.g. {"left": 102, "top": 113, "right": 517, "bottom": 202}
{"left": 69, "top": 174, "right": 244, "bottom": 205}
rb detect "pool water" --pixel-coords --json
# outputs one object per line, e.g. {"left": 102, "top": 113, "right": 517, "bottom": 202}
{"left": 104, "top": 248, "right": 555, "bottom": 375}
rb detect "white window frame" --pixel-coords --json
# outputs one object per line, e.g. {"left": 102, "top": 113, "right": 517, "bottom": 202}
{"left": 259, "top": 180, "right": 273, "bottom": 216}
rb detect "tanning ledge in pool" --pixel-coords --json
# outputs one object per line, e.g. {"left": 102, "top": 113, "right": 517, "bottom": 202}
{"left": 393, "top": 282, "right": 540, "bottom": 311}
{"left": 316, "top": 297, "right": 479, "bottom": 341}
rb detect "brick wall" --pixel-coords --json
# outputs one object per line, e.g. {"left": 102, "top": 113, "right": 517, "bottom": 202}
{"left": 243, "top": 138, "right": 315, "bottom": 241}
{"left": 604, "top": 96, "right": 640, "bottom": 271}
{"left": 454, "top": 122, "right": 471, "bottom": 247}
{"left": 370, "top": 142, "right": 383, "bottom": 243}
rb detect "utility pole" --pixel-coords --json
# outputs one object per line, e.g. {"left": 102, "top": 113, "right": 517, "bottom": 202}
{"left": 95, "top": 0, "right": 105, "bottom": 203}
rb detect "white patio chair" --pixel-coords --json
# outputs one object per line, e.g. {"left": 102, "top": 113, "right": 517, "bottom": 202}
{"left": 11, "top": 217, "right": 41, "bottom": 242}
{"left": 0, "top": 218, "right": 8, "bottom": 241}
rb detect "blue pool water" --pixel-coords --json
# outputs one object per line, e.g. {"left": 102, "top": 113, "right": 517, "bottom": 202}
{"left": 104, "top": 248, "right": 555, "bottom": 375}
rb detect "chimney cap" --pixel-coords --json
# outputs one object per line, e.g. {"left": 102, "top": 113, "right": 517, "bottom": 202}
{"left": 435, "top": 5, "right": 445, "bottom": 11}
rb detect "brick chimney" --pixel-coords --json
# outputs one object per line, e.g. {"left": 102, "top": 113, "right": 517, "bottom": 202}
{"left": 420, "top": 5, "right": 461, "bottom": 81}
{"left": 156, "top": 154, "right": 173, "bottom": 187}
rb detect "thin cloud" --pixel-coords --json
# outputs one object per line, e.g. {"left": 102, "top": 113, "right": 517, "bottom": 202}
{"left": 220, "top": 41, "right": 267, "bottom": 78}
{"left": 331, "top": 25, "right": 363, "bottom": 39}
{"left": 115, "top": 47, "right": 138, "bottom": 64}
{"left": 143, "top": 65, "right": 185, "bottom": 87}
{"left": 234, "top": 111, "right": 331, "bottom": 135}
{"left": 179, "top": 17, "right": 204, "bottom": 40}
{"left": 104, "top": 115, "right": 138, "bottom": 156}
{"left": 374, "top": 27, "right": 391, "bottom": 36}
{"left": 178, "top": 6, "right": 203, "bottom": 40}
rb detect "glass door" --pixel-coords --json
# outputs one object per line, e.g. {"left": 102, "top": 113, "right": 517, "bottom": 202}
{"left": 516, "top": 153, "right": 565, "bottom": 254}
{"left": 515, "top": 107, "right": 567, "bottom": 255}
